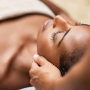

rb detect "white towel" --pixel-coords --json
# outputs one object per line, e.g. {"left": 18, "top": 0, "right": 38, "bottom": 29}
{"left": 0, "top": 0, "right": 55, "bottom": 20}
{"left": 19, "top": 87, "right": 36, "bottom": 90}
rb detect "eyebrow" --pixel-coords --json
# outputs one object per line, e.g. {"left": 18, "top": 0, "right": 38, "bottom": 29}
{"left": 58, "top": 29, "right": 70, "bottom": 47}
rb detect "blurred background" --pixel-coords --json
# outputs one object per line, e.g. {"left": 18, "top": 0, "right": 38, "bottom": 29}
{"left": 50, "top": 0, "right": 90, "bottom": 24}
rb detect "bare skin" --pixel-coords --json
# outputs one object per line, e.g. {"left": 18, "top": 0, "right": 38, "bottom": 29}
{"left": 30, "top": 47, "right": 90, "bottom": 90}
{"left": 0, "top": 15, "right": 51, "bottom": 90}
{"left": 29, "top": 15, "right": 90, "bottom": 90}
{"left": 37, "top": 15, "right": 90, "bottom": 68}
{"left": 0, "top": 1, "right": 76, "bottom": 89}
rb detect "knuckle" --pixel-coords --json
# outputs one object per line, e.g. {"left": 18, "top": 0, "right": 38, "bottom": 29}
{"left": 29, "top": 70, "right": 31, "bottom": 75}
{"left": 29, "top": 70, "right": 32, "bottom": 75}
{"left": 29, "top": 69, "right": 34, "bottom": 75}
{"left": 30, "top": 79, "right": 33, "bottom": 85}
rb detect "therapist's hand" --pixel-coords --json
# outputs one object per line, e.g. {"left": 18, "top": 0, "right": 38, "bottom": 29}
{"left": 29, "top": 54, "right": 61, "bottom": 90}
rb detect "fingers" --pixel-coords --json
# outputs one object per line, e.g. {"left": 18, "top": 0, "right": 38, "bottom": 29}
{"left": 30, "top": 79, "right": 40, "bottom": 89}
{"left": 29, "top": 61, "right": 39, "bottom": 78}
{"left": 33, "top": 54, "right": 51, "bottom": 66}
{"left": 32, "top": 61, "right": 39, "bottom": 68}
{"left": 33, "top": 54, "right": 45, "bottom": 66}
{"left": 30, "top": 78, "right": 44, "bottom": 90}
{"left": 30, "top": 54, "right": 49, "bottom": 79}
{"left": 30, "top": 79, "right": 33, "bottom": 86}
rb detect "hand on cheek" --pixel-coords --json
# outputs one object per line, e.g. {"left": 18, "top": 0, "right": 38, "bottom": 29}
{"left": 29, "top": 54, "right": 61, "bottom": 90}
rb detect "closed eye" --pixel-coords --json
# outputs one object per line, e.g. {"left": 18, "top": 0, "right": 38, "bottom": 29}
{"left": 51, "top": 30, "right": 60, "bottom": 42}
{"left": 58, "top": 29, "right": 70, "bottom": 47}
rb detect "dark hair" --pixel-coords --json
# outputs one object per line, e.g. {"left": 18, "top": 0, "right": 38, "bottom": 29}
{"left": 60, "top": 47, "right": 86, "bottom": 76}
{"left": 59, "top": 23, "right": 90, "bottom": 76}
{"left": 77, "top": 23, "right": 90, "bottom": 27}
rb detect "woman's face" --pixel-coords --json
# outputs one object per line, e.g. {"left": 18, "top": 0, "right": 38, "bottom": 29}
{"left": 37, "top": 15, "right": 90, "bottom": 68}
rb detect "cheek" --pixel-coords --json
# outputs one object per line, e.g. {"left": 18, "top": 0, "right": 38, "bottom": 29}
{"left": 37, "top": 34, "right": 51, "bottom": 56}
{"left": 37, "top": 36, "right": 60, "bottom": 68}
{"left": 37, "top": 26, "right": 43, "bottom": 39}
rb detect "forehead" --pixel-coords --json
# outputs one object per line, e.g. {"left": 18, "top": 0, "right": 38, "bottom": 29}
{"left": 66, "top": 25, "right": 90, "bottom": 39}
{"left": 70, "top": 26, "right": 90, "bottom": 39}
{"left": 60, "top": 25, "right": 90, "bottom": 50}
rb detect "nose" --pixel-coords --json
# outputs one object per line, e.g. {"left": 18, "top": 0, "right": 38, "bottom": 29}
{"left": 53, "top": 15, "right": 71, "bottom": 32}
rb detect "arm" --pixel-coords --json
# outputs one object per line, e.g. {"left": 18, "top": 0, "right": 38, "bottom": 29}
{"left": 30, "top": 48, "right": 90, "bottom": 90}
{"left": 40, "top": 0, "right": 77, "bottom": 25}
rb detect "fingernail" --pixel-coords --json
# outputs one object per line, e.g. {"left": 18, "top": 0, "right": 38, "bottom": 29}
{"left": 33, "top": 54, "right": 39, "bottom": 59}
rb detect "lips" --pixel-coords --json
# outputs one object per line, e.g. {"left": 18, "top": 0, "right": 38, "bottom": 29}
{"left": 42, "top": 20, "right": 52, "bottom": 32}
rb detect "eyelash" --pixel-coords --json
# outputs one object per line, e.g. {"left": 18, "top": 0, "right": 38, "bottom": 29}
{"left": 51, "top": 31, "right": 60, "bottom": 41}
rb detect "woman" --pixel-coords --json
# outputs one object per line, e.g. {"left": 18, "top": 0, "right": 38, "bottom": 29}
{"left": 36, "top": 15, "right": 90, "bottom": 75}
{"left": 29, "top": 10, "right": 90, "bottom": 90}
{"left": 0, "top": 0, "right": 75, "bottom": 90}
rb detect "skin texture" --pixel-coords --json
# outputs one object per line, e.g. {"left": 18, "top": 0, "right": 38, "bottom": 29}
{"left": 29, "top": 16, "right": 90, "bottom": 90}
{"left": 30, "top": 45, "right": 90, "bottom": 90}
{"left": 30, "top": 55, "right": 62, "bottom": 90}
{"left": 0, "top": 15, "right": 51, "bottom": 90}
{"left": 0, "top": 0, "right": 78, "bottom": 89}
{"left": 37, "top": 15, "right": 90, "bottom": 68}
{"left": 0, "top": 7, "right": 74, "bottom": 90}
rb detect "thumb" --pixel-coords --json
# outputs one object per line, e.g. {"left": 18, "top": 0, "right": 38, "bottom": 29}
{"left": 33, "top": 54, "right": 48, "bottom": 66}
